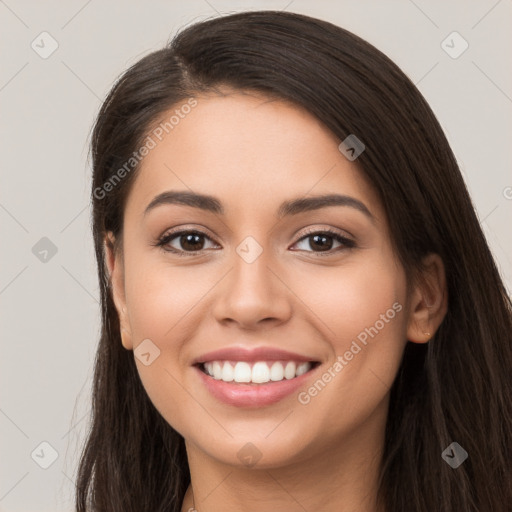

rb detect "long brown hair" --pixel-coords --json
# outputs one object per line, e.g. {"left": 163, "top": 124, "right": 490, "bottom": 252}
{"left": 77, "top": 10, "right": 512, "bottom": 511}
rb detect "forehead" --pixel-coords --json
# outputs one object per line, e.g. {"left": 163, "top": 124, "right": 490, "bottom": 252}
{"left": 124, "top": 91, "right": 382, "bottom": 222}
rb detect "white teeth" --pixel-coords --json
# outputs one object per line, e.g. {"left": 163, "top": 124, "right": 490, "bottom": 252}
{"left": 296, "top": 362, "right": 310, "bottom": 376}
{"left": 233, "top": 362, "right": 252, "bottom": 382}
{"left": 212, "top": 361, "right": 222, "bottom": 379}
{"left": 222, "top": 361, "right": 234, "bottom": 382}
{"left": 204, "top": 362, "right": 214, "bottom": 376}
{"left": 284, "top": 361, "right": 296, "bottom": 379}
{"left": 202, "top": 360, "right": 314, "bottom": 383}
{"left": 270, "top": 361, "right": 285, "bottom": 381}
{"left": 251, "top": 362, "right": 270, "bottom": 383}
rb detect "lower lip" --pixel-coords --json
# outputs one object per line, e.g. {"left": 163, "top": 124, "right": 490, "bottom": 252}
{"left": 194, "top": 364, "right": 320, "bottom": 407}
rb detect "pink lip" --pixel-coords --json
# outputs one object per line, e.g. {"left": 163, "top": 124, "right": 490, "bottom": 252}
{"left": 192, "top": 346, "right": 318, "bottom": 365}
{"left": 194, "top": 363, "right": 321, "bottom": 408}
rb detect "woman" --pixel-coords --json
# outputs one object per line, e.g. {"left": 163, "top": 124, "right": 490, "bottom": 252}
{"left": 76, "top": 10, "right": 512, "bottom": 512}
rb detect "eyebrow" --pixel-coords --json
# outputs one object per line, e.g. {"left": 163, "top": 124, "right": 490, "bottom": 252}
{"left": 143, "top": 190, "right": 374, "bottom": 221}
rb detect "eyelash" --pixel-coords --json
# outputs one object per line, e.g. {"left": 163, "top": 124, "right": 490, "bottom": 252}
{"left": 153, "top": 227, "right": 356, "bottom": 257}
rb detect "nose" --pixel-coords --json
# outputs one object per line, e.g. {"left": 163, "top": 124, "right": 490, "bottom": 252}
{"left": 211, "top": 245, "right": 293, "bottom": 330}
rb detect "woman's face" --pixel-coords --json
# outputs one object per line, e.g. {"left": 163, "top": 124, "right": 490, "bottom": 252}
{"left": 107, "top": 90, "right": 417, "bottom": 468}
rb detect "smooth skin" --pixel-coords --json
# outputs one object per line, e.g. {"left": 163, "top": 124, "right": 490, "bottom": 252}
{"left": 104, "top": 89, "right": 447, "bottom": 512}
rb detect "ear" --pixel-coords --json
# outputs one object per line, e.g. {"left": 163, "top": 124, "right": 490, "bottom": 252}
{"left": 406, "top": 253, "right": 448, "bottom": 344}
{"left": 104, "top": 232, "right": 133, "bottom": 350}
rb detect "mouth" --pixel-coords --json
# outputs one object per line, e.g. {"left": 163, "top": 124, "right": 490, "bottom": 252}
{"left": 193, "top": 359, "right": 322, "bottom": 408}
{"left": 196, "top": 360, "right": 321, "bottom": 384}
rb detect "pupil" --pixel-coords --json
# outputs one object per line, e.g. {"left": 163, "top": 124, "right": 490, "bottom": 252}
{"left": 182, "top": 233, "right": 203, "bottom": 251}
{"left": 311, "top": 234, "right": 332, "bottom": 251}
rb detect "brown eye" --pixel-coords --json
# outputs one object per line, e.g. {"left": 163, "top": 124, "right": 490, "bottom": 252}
{"left": 157, "top": 230, "right": 218, "bottom": 255}
{"left": 306, "top": 233, "right": 335, "bottom": 251}
{"left": 291, "top": 229, "right": 355, "bottom": 255}
{"left": 176, "top": 232, "right": 205, "bottom": 251}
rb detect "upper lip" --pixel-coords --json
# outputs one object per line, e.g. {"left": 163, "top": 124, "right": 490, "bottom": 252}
{"left": 192, "top": 346, "right": 320, "bottom": 365}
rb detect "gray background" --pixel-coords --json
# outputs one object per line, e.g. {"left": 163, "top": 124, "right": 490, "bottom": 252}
{"left": 1, "top": 1, "right": 511, "bottom": 510}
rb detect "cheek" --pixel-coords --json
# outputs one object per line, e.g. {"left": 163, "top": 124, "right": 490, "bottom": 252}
{"left": 121, "top": 251, "right": 209, "bottom": 420}
{"left": 297, "top": 252, "right": 405, "bottom": 335}
{"left": 292, "top": 254, "right": 407, "bottom": 415}
{"left": 124, "top": 254, "right": 208, "bottom": 344}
